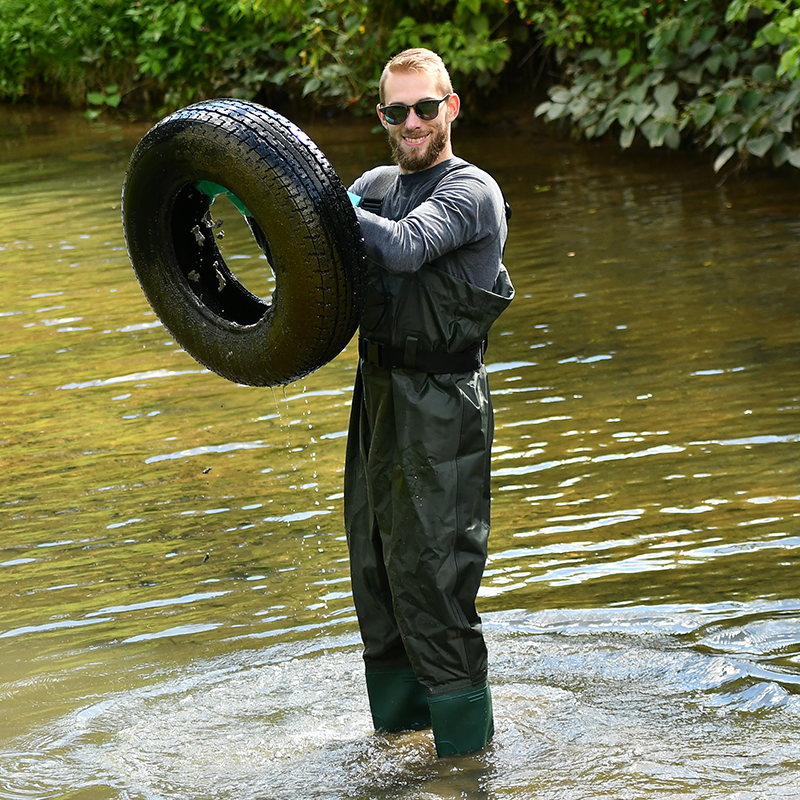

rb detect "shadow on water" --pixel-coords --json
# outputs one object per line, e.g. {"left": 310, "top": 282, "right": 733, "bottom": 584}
{"left": 1, "top": 105, "right": 800, "bottom": 799}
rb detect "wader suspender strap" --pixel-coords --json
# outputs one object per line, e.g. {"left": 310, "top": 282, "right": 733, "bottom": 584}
{"left": 358, "top": 169, "right": 396, "bottom": 215}
{"left": 358, "top": 168, "right": 507, "bottom": 374}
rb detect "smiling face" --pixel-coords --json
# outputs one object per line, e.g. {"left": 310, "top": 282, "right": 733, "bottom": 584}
{"left": 378, "top": 70, "right": 460, "bottom": 174}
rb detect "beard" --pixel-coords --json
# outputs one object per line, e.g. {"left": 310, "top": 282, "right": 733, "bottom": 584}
{"left": 388, "top": 121, "right": 449, "bottom": 173}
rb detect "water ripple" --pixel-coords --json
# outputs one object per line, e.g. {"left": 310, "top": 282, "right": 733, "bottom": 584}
{"left": 144, "top": 441, "right": 270, "bottom": 463}
{"left": 3, "top": 603, "right": 799, "bottom": 800}
{"left": 57, "top": 368, "right": 206, "bottom": 390}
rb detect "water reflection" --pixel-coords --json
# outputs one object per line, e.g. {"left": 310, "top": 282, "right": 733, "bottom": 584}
{"left": 2, "top": 105, "right": 800, "bottom": 798}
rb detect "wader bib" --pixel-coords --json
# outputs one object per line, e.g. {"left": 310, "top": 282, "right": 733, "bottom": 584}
{"left": 344, "top": 226, "right": 514, "bottom": 755}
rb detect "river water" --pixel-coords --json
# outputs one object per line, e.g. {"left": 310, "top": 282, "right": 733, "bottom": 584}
{"left": 1, "top": 103, "right": 799, "bottom": 799}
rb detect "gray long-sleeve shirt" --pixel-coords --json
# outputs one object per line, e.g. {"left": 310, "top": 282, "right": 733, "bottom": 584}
{"left": 349, "top": 157, "right": 507, "bottom": 291}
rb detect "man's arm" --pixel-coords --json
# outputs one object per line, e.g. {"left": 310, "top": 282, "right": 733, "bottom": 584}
{"left": 354, "top": 171, "right": 504, "bottom": 275}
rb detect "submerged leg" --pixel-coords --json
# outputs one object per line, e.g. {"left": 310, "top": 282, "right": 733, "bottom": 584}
{"left": 428, "top": 683, "right": 494, "bottom": 757}
{"left": 365, "top": 665, "right": 431, "bottom": 732}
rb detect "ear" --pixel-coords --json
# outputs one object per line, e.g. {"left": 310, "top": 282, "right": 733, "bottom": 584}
{"left": 446, "top": 93, "right": 461, "bottom": 123}
{"left": 376, "top": 102, "right": 389, "bottom": 130}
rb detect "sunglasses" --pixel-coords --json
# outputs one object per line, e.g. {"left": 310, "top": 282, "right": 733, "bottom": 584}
{"left": 378, "top": 94, "right": 451, "bottom": 125}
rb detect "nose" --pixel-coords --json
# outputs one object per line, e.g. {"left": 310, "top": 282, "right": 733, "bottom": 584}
{"left": 404, "top": 108, "right": 424, "bottom": 127}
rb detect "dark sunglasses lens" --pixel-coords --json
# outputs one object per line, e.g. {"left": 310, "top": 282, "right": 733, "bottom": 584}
{"left": 414, "top": 100, "right": 441, "bottom": 120}
{"left": 382, "top": 105, "right": 409, "bottom": 124}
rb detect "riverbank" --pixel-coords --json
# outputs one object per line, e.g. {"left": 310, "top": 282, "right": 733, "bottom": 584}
{"left": 3, "top": 1, "right": 800, "bottom": 174}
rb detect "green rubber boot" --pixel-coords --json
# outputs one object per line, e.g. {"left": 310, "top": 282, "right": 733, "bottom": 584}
{"left": 428, "top": 683, "right": 494, "bottom": 757}
{"left": 365, "top": 666, "right": 432, "bottom": 732}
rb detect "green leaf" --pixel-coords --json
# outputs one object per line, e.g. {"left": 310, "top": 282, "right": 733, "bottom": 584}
{"left": 628, "top": 84, "right": 647, "bottom": 104}
{"left": 678, "top": 63, "right": 704, "bottom": 84}
{"left": 677, "top": 21, "right": 694, "bottom": 51}
{"left": 546, "top": 102, "right": 568, "bottom": 121}
{"left": 752, "top": 63, "right": 776, "bottom": 84}
{"left": 568, "top": 95, "right": 590, "bottom": 117}
{"left": 721, "top": 77, "right": 745, "bottom": 92}
{"left": 779, "top": 83, "right": 800, "bottom": 113}
{"left": 86, "top": 92, "right": 104, "bottom": 105}
{"left": 694, "top": 104, "right": 715, "bottom": 128}
{"left": 654, "top": 82, "right": 679, "bottom": 108}
{"left": 627, "top": 64, "right": 645, "bottom": 83}
{"left": 618, "top": 103, "right": 637, "bottom": 128}
{"left": 740, "top": 89, "right": 762, "bottom": 112}
{"left": 713, "top": 146, "right": 736, "bottom": 172}
{"left": 617, "top": 48, "right": 633, "bottom": 69}
{"left": 633, "top": 102, "right": 656, "bottom": 125}
{"left": 664, "top": 125, "right": 680, "bottom": 150}
{"left": 721, "top": 50, "right": 738, "bottom": 71}
{"left": 687, "top": 41, "right": 711, "bottom": 60}
{"left": 777, "top": 112, "right": 795, "bottom": 134}
{"left": 725, "top": 0, "right": 751, "bottom": 23}
{"left": 772, "top": 142, "right": 790, "bottom": 166}
{"left": 779, "top": 46, "right": 800, "bottom": 80}
{"left": 715, "top": 93, "right": 737, "bottom": 115}
{"left": 787, "top": 147, "right": 800, "bottom": 168}
{"left": 757, "top": 21, "right": 786, "bottom": 47}
{"left": 640, "top": 119, "right": 665, "bottom": 147}
{"left": 596, "top": 116, "right": 614, "bottom": 137}
{"left": 550, "top": 88, "right": 572, "bottom": 104}
{"left": 620, "top": 126, "right": 635, "bottom": 149}
{"left": 700, "top": 25, "right": 718, "bottom": 45}
{"left": 745, "top": 133, "right": 775, "bottom": 158}
{"left": 581, "top": 48, "right": 611, "bottom": 67}
{"left": 303, "top": 77, "right": 321, "bottom": 96}
{"left": 723, "top": 121, "right": 743, "bottom": 144}
{"left": 704, "top": 54, "right": 722, "bottom": 75}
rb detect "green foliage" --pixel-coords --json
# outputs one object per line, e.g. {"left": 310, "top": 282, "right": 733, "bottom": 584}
{"left": 0, "top": 0, "right": 513, "bottom": 116}
{"left": 532, "top": 0, "right": 800, "bottom": 171}
{"left": 4, "top": 0, "right": 800, "bottom": 174}
{"left": 513, "top": 0, "right": 690, "bottom": 51}
{"left": 384, "top": 0, "right": 511, "bottom": 92}
{"left": 0, "top": 0, "right": 136, "bottom": 102}
{"left": 262, "top": 0, "right": 375, "bottom": 107}
{"left": 85, "top": 84, "right": 121, "bottom": 119}
{"left": 726, "top": 0, "right": 800, "bottom": 79}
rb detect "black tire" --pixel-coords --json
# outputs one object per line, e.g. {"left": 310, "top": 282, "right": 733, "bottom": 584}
{"left": 121, "top": 98, "right": 366, "bottom": 386}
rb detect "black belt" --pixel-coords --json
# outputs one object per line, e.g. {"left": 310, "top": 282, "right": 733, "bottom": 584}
{"left": 358, "top": 336, "right": 485, "bottom": 373}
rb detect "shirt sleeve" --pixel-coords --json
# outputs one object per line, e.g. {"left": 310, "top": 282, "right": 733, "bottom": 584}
{"left": 353, "top": 170, "right": 503, "bottom": 275}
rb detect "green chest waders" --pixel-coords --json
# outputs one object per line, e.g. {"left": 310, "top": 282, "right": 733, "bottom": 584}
{"left": 344, "top": 257, "right": 514, "bottom": 756}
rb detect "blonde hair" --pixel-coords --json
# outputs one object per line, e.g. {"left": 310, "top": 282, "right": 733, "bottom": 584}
{"left": 379, "top": 48, "right": 454, "bottom": 104}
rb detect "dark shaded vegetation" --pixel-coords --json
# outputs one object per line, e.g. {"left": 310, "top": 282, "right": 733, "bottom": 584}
{"left": 2, "top": 0, "right": 800, "bottom": 171}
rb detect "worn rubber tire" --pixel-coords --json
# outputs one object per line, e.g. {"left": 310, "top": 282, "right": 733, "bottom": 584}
{"left": 122, "top": 98, "right": 366, "bottom": 386}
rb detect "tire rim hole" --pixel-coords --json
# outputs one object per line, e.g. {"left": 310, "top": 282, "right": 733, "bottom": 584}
{"left": 171, "top": 184, "right": 273, "bottom": 326}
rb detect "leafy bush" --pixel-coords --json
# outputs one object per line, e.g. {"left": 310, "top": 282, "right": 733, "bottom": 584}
{"left": 4, "top": 0, "right": 800, "bottom": 175}
{"left": 384, "top": 0, "right": 511, "bottom": 94}
{"left": 513, "top": 0, "right": 688, "bottom": 51}
{"left": 531, "top": 0, "right": 800, "bottom": 171}
{"left": 0, "top": 0, "right": 137, "bottom": 103}
{"left": 0, "top": 0, "right": 515, "bottom": 117}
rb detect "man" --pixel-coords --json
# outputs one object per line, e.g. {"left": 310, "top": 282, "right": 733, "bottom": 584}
{"left": 344, "top": 48, "right": 514, "bottom": 758}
